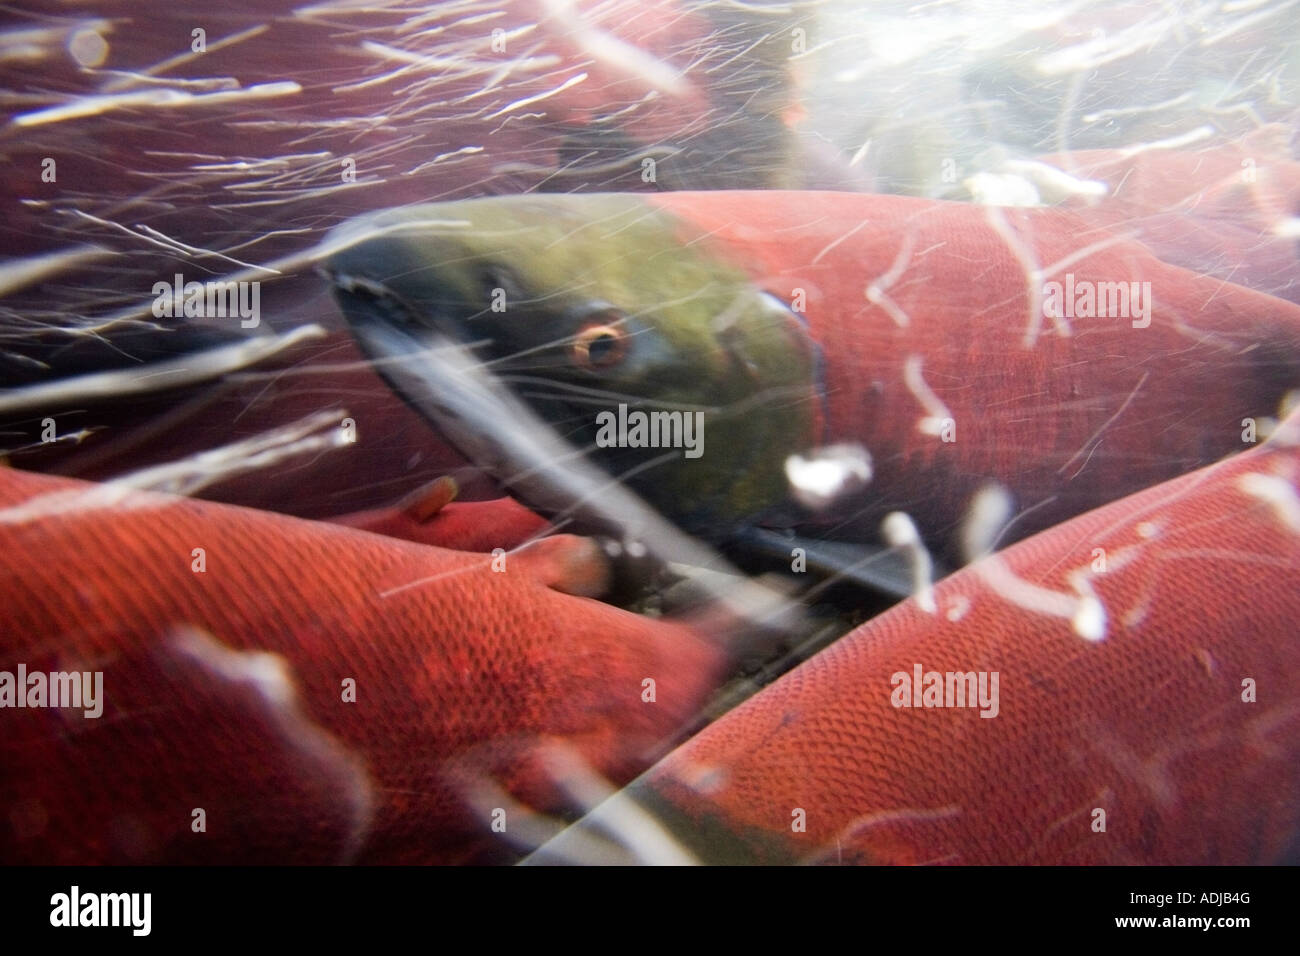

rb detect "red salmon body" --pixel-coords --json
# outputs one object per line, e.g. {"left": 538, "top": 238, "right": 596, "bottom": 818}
{"left": 619, "top": 418, "right": 1300, "bottom": 864}
{"left": 646, "top": 190, "right": 1300, "bottom": 553}
{"left": 1038, "top": 132, "right": 1300, "bottom": 304}
{"left": 0, "top": 468, "right": 720, "bottom": 864}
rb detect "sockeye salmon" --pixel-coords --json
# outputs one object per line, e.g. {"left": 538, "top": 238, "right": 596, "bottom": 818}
{"left": 530, "top": 410, "right": 1300, "bottom": 865}
{"left": 0, "top": 467, "right": 721, "bottom": 864}
{"left": 1034, "top": 128, "right": 1300, "bottom": 305}
{"left": 324, "top": 191, "right": 1300, "bottom": 580}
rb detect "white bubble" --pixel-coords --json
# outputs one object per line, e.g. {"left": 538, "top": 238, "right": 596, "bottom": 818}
{"left": 784, "top": 443, "right": 872, "bottom": 511}
{"left": 68, "top": 29, "right": 109, "bottom": 68}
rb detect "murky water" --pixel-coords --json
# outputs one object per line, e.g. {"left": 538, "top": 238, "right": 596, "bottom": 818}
{"left": 1, "top": 1, "right": 1298, "bottom": 867}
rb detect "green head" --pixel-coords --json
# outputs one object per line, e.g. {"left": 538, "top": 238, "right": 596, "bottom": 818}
{"left": 325, "top": 193, "right": 820, "bottom": 537}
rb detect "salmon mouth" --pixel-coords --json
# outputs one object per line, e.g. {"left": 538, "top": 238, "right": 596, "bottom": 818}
{"left": 323, "top": 252, "right": 498, "bottom": 376}
{"left": 321, "top": 247, "right": 486, "bottom": 451}
{"left": 326, "top": 269, "right": 423, "bottom": 334}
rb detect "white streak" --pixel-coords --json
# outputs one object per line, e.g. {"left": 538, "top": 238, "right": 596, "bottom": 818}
{"left": 901, "top": 355, "right": 952, "bottom": 437}
{"left": 882, "top": 511, "right": 936, "bottom": 613}
{"left": 482, "top": 73, "right": 588, "bottom": 120}
{"left": 975, "top": 555, "right": 1107, "bottom": 642}
{"left": 1239, "top": 472, "right": 1300, "bottom": 533}
{"left": 12, "top": 81, "right": 301, "bottom": 128}
{"left": 961, "top": 484, "right": 1015, "bottom": 562}
{"left": 0, "top": 325, "right": 326, "bottom": 417}
{"left": 171, "top": 628, "right": 374, "bottom": 864}
{"left": 863, "top": 230, "right": 917, "bottom": 328}
{"left": 0, "top": 246, "right": 109, "bottom": 298}
{"left": 0, "top": 408, "right": 350, "bottom": 524}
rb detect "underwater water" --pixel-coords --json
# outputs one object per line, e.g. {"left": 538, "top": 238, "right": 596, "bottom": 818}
{"left": 0, "top": 0, "right": 1298, "bottom": 871}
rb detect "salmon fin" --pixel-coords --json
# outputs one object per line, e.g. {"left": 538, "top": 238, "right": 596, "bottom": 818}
{"left": 331, "top": 491, "right": 551, "bottom": 552}
{"left": 396, "top": 474, "right": 459, "bottom": 521}
{"left": 512, "top": 534, "right": 613, "bottom": 598}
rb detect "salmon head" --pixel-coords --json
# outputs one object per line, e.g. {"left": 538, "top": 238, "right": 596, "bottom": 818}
{"left": 323, "top": 194, "right": 822, "bottom": 539}
{"left": 327, "top": 189, "right": 1300, "bottom": 586}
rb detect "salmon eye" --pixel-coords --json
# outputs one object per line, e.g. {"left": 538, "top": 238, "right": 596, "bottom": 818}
{"left": 570, "top": 323, "right": 626, "bottom": 369}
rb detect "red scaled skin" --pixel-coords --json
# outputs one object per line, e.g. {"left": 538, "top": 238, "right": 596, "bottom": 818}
{"left": 0, "top": 468, "right": 721, "bottom": 864}
{"left": 634, "top": 419, "right": 1300, "bottom": 864}
{"left": 1038, "top": 130, "right": 1300, "bottom": 304}
{"left": 646, "top": 190, "right": 1300, "bottom": 556}
{"left": 1040, "top": 127, "right": 1300, "bottom": 231}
